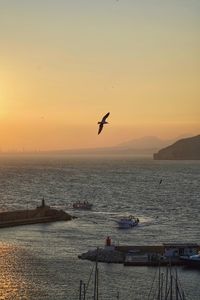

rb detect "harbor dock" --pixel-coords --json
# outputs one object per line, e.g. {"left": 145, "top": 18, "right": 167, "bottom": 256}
{"left": 78, "top": 237, "right": 200, "bottom": 267}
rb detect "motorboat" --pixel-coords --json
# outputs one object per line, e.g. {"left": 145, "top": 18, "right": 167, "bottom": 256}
{"left": 180, "top": 253, "right": 200, "bottom": 268}
{"left": 72, "top": 201, "right": 93, "bottom": 210}
{"left": 116, "top": 215, "right": 139, "bottom": 229}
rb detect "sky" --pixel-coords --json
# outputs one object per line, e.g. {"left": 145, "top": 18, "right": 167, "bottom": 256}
{"left": 0, "top": 0, "right": 199, "bottom": 151}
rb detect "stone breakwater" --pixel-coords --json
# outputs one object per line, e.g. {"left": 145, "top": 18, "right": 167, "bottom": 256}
{"left": 78, "top": 245, "right": 164, "bottom": 264}
{"left": 78, "top": 247, "right": 125, "bottom": 263}
{"left": 0, "top": 201, "right": 75, "bottom": 228}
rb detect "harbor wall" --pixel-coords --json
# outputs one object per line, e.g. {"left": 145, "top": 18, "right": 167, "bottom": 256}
{"left": 115, "top": 245, "right": 164, "bottom": 254}
{"left": 0, "top": 205, "right": 73, "bottom": 228}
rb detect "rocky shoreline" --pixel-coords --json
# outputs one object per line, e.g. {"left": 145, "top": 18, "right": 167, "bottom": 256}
{"left": 78, "top": 247, "right": 125, "bottom": 263}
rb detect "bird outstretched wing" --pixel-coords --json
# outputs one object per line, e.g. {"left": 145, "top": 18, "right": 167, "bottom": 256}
{"left": 101, "top": 112, "right": 110, "bottom": 122}
{"left": 98, "top": 123, "right": 104, "bottom": 135}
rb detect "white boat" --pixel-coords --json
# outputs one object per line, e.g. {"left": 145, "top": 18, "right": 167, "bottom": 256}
{"left": 72, "top": 201, "right": 93, "bottom": 210}
{"left": 116, "top": 215, "right": 139, "bottom": 229}
{"left": 180, "top": 253, "right": 200, "bottom": 268}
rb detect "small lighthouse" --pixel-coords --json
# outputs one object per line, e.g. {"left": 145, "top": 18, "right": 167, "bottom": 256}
{"left": 104, "top": 236, "right": 115, "bottom": 251}
{"left": 42, "top": 197, "right": 45, "bottom": 207}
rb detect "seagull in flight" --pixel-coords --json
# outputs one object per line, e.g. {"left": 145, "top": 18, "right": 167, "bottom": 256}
{"left": 98, "top": 112, "right": 110, "bottom": 135}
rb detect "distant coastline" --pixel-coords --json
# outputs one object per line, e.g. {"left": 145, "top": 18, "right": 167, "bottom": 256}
{"left": 0, "top": 135, "right": 192, "bottom": 157}
{"left": 154, "top": 135, "right": 200, "bottom": 160}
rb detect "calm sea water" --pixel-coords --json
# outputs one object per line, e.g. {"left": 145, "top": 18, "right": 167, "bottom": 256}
{"left": 0, "top": 155, "right": 199, "bottom": 300}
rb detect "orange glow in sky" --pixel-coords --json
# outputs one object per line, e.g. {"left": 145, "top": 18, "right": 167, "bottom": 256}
{"left": 0, "top": 1, "right": 199, "bottom": 151}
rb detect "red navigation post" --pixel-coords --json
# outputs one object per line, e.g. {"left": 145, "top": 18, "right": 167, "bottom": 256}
{"left": 106, "top": 236, "right": 111, "bottom": 247}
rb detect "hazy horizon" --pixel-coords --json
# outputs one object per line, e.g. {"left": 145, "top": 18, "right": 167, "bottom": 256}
{"left": 0, "top": 1, "right": 199, "bottom": 151}
{"left": 0, "top": 133, "right": 197, "bottom": 154}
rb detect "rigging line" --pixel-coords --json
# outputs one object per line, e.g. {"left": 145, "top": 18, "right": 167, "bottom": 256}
{"left": 170, "top": 273, "right": 190, "bottom": 300}
{"left": 151, "top": 282, "right": 159, "bottom": 300}
{"left": 147, "top": 266, "right": 159, "bottom": 300}
{"left": 176, "top": 275, "right": 191, "bottom": 300}
{"left": 176, "top": 283, "right": 184, "bottom": 300}
{"left": 165, "top": 270, "right": 177, "bottom": 300}
{"left": 85, "top": 263, "right": 95, "bottom": 294}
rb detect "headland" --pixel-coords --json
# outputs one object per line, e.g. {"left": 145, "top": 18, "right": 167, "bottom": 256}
{"left": 154, "top": 135, "right": 200, "bottom": 160}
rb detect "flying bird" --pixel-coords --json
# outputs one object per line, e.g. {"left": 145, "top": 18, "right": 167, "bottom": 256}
{"left": 98, "top": 112, "right": 110, "bottom": 135}
{"left": 159, "top": 179, "right": 163, "bottom": 185}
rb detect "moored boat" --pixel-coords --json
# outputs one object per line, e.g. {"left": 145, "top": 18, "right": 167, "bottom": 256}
{"left": 73, "top": 201, "right": 93, "bottom": 210}
{"left": 116, "top": 215, "right": 139, "bottom": 229}
{"left": 180, "top": 253, "right": 200, "bottom": 268}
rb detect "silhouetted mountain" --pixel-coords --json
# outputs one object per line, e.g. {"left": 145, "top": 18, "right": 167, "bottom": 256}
{"left": 154, "top": 135, "right": 200, "bottom": 160}
{"left": 117, "top": 136, "right": 172, "bottom": 150}
{"left": 40, "top": 136, "right": 175, "bottom": 155}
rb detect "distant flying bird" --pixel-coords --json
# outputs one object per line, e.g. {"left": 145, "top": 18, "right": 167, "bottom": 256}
{"left": 98, "top": 112, "right": 110, "bottom": 135}
{"left": 159, "top": 179, "right": 163, "bottom": 185}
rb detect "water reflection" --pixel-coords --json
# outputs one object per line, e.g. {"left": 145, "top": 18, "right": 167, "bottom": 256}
{"left": 0, "top": 243, "right": 32, "bottom": 300}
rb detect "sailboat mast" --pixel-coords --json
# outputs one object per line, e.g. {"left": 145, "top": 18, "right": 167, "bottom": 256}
{"left": 83, "top": 283, "right": 86, "bottom": 300}
{"left": 175, "top": 268, "right": 179, "bottom": 300}
{"left": 170, "top": 274, "right": 173, "bottom": 300}
{"left": 158, "top": 265, "right": 161, "bottom": 300}
{"left": 79, "top": 280, "right": 83, "bottom": 300}
{"left": 93, "top": 248, "right": 99, "bottom": 300}
{"left": 165, "top": 265, "right": 169, "bottom": 300}
{"left": 96, "top": 267, "right": 99, "bottom": 300}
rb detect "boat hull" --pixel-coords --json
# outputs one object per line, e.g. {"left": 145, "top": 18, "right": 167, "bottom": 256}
{"left": 180, "top": 255, "right": 200, "bottom": 268}
{"left": 116, "top": 219, "right": 139, "bottom": 229}
{"left": 73, "top": 202, "right": 93, "bottom": 210}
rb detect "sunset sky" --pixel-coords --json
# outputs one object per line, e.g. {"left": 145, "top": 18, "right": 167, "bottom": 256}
{"left": 0, "top": 0, "right": 199, "bottom": 151}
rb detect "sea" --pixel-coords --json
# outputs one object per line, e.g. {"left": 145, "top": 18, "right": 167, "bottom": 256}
{"left": 0, "top": 155, "right": 199, "bottom": 300}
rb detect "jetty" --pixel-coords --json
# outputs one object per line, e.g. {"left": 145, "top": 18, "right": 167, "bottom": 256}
{"left": 78, "top": 237, "right": 200, "bottom": 267}
{"left": 0, "top": 199, "right": 74, "bottom": 228}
